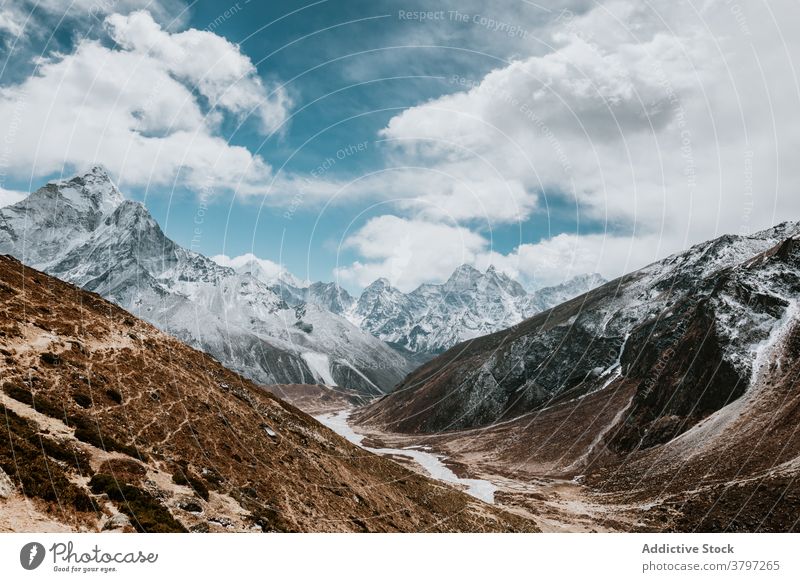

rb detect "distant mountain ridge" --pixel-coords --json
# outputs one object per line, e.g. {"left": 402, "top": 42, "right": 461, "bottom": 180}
{"left": 228, "top": 258, "right": 606, "bottom": 355}
{"left": 345, "top": 266, "right": 605, "bottom": 354}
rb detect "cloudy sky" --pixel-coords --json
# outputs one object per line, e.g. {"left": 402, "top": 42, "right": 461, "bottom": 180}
{"left": 0, "top": 0, "right": 798, "bottom": 292}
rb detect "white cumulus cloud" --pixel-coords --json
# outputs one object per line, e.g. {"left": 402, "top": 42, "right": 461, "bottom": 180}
{"left": 106, "top": 11, "right": 290, "bottom": 134}
{"left": 0, "top": 10, "right": 288, "bottom": 194}
{"left": 334, "top": 215, "right": 490, "bottom": 291}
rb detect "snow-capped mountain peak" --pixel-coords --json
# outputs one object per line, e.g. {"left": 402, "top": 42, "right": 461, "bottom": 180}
{"left": 306, "top": 281, "right": 355, "bottom": 315}
{"left": 51, "top": 165, "right": 124, "bottom": 215}
{"left": 366, "top": 277, "right": 393, "bottom": 291}
{"left": 443, "top": 263, "right": 483, "bottom": 291}
{"left": 482, "top": 265, "right": 527, "bottom": 297}
{"left": 0, "top": 167, "right": 127, "bottom": 269}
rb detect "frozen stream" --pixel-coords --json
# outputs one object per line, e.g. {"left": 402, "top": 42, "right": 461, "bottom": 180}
{"left": 315, "top": 410, "right": 497, "bottom": 504}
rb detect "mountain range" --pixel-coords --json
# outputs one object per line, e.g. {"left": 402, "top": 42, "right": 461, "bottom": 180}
{"left": 0, "top": 167, "right": 409, "bottom": 396}
{"left": 359, "top": 220, "right": 800, "bottom": 433}
{"left": 345, "top": 268, "right": 605, "bottom": 354}
{"left": 0, "top": 167, "right": 605, "bottom": 392}
{"left": 229, "top": 252, "right": 605, "bottom": 355}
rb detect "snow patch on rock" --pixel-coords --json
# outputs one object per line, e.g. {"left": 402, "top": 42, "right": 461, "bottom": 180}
{"left": 302, "top": 352, "right": 337, "bottom": 386}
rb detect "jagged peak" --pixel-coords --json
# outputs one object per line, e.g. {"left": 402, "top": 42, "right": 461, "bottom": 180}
{"left": 310, "top": 280, "right": 348, "bottom": 293}
{"left": 443, "top": 263, "right": 483, "bottom": 291}
{"left": 364, "top": 277, "right": 393, "bottom": 292}
{"left": 56, "top": 164, "right": 115, "bottom": 187}
{"left": 451, "top": 263, "right": 481, "bottom": 276}
{"left": 86, "top": 164, "right": 113, "bottom": 179}
{"left": 484, "top": 264, "right": 515, "bottom": 282}
{"left": 46, "top": 165, "right": 124, "bottom": 214}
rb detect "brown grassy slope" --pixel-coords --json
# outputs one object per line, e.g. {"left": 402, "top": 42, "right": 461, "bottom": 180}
{"left": 0, "top": 255, "right": 536, "bottom": 532}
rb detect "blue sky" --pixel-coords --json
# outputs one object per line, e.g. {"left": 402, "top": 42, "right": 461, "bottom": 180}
{"left": 1, "top": 0, "right": 798, "bottom": 292}
{"left": 166, "top": 0, "right": 600, "bottom": 286}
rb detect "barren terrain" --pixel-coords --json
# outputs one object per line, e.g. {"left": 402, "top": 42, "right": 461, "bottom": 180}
{"left": 0, "top": 255, "right": 536, "bottom": 533}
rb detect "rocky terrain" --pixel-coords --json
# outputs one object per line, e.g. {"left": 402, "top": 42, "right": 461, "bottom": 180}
{"left": 354, "top": 223, "right": 800, "bottom": 531}
{"left": 0, "top": 255, "right": 536, "bottom": 533}
{"left": 0, "top": 167, "right": 412, "bottom": 395}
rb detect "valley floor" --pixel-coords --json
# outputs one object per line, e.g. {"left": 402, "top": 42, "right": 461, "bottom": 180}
{"left": 318, "top": 407, "right": 646, "bottom": 532}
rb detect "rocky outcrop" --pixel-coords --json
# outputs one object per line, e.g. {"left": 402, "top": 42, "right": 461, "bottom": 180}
{"left": 0, "top": 468, "right": 13, "bottom": 499}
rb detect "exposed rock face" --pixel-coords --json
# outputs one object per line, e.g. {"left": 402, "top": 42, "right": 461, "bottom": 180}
{"left": 0, "top": 255, "right": 536, "bottom": 533}
{"left": 0, "top": 169, "right": 411, "bottom": 395}
{"left": 0, "top": 468, "right": 13, "bottom": 499}
{"left": 101, "top": 513, "right": 133, "bottom": 532}
{"left": 357, "top": 222, "right": 800, "bottom": 439}
{"left": 592, "top": 292, "right": 800, "bottom": 532}
{"left": 306, "top": 281, "right": 356, "bottom": 315}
